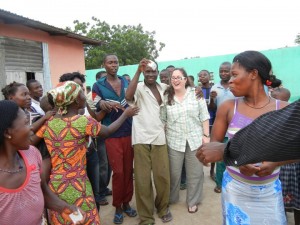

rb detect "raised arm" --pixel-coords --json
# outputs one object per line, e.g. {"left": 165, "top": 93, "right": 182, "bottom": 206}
{"left": 125, "top": 58, "right": 149, "bottom": 102}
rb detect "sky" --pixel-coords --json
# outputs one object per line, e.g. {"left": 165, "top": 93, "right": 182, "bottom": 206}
{"left": 1, "top": 0, "right": 300, "bottom": 62}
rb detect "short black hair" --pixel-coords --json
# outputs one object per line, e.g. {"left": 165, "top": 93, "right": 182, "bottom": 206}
{"left": 188, "top": 75, "right": 194, "bottom": 82}
{"left": 59, "top": 72, "right": 86, "bottom": 83}
{"left": 26, "top": 79, "right": 40, "bottom": 90}
{"left": 103, "top": 54, "right": 117, "bottom": 64}
{"left": 96, "top": 71, "right": 107, "bottom": 80}
{"left": 1, "top": 82, "right": 25, "bottom": 100}
{"left": 166, "top": 65, "right": 175, "bottom": 69}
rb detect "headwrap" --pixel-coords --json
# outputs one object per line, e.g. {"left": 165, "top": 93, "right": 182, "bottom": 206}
{"left": 48, "top": 81, "right": 81, "bottom": 115}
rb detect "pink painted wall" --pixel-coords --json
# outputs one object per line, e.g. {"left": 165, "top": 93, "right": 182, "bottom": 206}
{"left": 0, "top": 23, "right": 85, "bottom": 87}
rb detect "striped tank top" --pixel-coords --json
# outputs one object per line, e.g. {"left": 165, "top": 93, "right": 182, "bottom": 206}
{"left": 226, "top": 98, "right": 280, "bottom": 184}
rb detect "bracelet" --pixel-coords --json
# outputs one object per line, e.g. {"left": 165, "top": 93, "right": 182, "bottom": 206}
{"left": 203, "top": 134, "right": 210, "bottom": 138}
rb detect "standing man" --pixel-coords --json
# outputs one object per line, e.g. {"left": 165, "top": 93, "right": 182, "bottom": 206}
{"left": 188, "top": 75, "right": 196, "bottom": 87}
{"left": 159, "top": 69, "right": 170, "bottom": 85}
{"left": 166, "top": 65, "right": 175, "bottom": 73}
{"left": 122, "top": 74, "right": 131, "bottom": 83}
{"left": 198, "top": 69, "right": 217, "bottom": 180}
{"left": 92, "top": 54, "right": 136, "bottom": 224}
{"left": 96, "top": 71, "right": 107, "bottom": 81}
{"left": 125, "top": 59, "right": 172, "bottom": 225}
{"left": 210, "top": 62, "right": 234, "bottom": 193}
{"left": 26, "top": 79, "right": 44, "bottom": 116}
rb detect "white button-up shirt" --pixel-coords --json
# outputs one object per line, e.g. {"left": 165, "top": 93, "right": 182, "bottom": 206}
{"left": 160, "top": 87, "right": 210, "bottom": 152}
{"left": 129, "top": 82, "right": 168, "bottom": 145}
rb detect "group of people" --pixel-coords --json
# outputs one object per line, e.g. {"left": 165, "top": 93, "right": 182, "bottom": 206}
{"left": 0, "top": 50, "right": 300, "bottom": 225}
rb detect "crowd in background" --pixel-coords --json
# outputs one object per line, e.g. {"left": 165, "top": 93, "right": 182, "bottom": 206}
{"left": 0, "top": 50, "right": 299, "bottom": 225}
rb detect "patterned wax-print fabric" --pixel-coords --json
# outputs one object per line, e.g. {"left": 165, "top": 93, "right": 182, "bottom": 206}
{"left": 48, "top": 81, "right": 81, "bottom": 115}
{"left": 36, "top": 115, "right": 101, "bottom": 225}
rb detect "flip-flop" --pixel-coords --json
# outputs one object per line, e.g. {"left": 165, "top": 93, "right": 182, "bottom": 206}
{"left": 214, "top": 186, "right": 222, "bottom": 193}
{"left": 113, "top": 213, "right": 124, "bottom": 224}
{"left": 188, "top": 205, "right": 198, "bottom": 213}
{"left": 98, "top": 199, "right": 109, "bottom": 206}
{"left": 161, "top": 209, "right": 172, "bottom": 223}
{"left": 123, "top": 207, "right": 137, "bottom": 217}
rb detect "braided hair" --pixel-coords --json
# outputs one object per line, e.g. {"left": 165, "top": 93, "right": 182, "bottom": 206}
{"left": 0, "top": 100, "right": 19, "bottom": 146}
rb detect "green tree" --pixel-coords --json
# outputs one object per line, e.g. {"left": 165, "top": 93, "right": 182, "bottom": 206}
{"left": 66, "top": 17, "right": 165, "bottom": 69}
{"left": 295, "top": 33, "right": 300, "bottom": 44}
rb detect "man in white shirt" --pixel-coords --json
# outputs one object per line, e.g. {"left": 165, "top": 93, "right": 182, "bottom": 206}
{"left": 26, "top": 79, "right": 45, "bottom": 117}
{"left": 126, "top": 59, "right": 172, "bottom": 225}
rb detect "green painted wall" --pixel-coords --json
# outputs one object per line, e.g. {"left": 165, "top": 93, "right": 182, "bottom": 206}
{"left": 86, "top": 46, "right": 300, "bottom": 102}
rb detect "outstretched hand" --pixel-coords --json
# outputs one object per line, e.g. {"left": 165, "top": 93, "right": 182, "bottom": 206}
{"left": 44, "top": 110, "right": 56, "bottom": 120}
{"left": 123, "top": 106, "right": 139, "bottom": 117}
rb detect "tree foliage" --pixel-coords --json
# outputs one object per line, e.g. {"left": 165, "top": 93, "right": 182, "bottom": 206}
{"left": 295, "top": 33, "right": 300, "bottom": 45}
{"left": 66, "top": 17, "right": 165, "bottom": 69}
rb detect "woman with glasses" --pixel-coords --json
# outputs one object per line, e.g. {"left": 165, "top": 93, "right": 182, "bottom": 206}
{"left": 160, "top": 68, "right": 210, "bottom": 213}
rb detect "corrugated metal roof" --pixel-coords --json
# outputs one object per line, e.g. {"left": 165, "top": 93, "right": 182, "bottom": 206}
{"left": 0, "top": 8, "right": 102, "bottom": 45}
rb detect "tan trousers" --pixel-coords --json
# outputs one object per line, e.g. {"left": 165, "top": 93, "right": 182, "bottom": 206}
{"left": 134, "top": 144, "right": 171, "bottom": 225}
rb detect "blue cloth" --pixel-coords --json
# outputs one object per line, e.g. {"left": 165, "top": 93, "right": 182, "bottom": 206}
{"left": 92, "top": 76, "right": 132, "bottom": 138}
{"left": 202, "top": 87, "right": 216, "bottom": 127}
{"left": 222, "top": 171, "right": 286, "bottom": 225}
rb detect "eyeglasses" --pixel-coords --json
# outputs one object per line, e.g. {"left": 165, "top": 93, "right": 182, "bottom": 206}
{"left": 171, "top": 76, "right": 186, "bottom": 81}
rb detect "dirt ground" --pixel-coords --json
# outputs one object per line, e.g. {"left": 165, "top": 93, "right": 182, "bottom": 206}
{"left": 99, "top": 166, "right": 294, "bottom": 225}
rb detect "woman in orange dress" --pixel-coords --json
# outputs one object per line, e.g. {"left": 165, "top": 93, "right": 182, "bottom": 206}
{"left": 33, "top": 81, "right": 138, "bottom": 224}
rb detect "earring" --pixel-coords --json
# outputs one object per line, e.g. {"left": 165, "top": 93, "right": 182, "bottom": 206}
{"left": 7, "top": 135, "right": 11, "bottom": 139}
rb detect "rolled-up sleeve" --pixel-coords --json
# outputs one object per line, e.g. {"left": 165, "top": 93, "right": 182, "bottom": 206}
{"left": 198, "top": 98, "right": 210, "bottom": 122}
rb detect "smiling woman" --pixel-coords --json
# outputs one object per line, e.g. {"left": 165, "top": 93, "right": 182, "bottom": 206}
{"left": 1, "top": 82, "right": 31, "bottom": 110}
{"left": 161, "top": 68, "right": 210, "bottom": 214}
{"left": 0, "top": 100, "right": 83, "bottom": 225}
{"left": 197, "top": 50, "right": 290, "bottom": 225}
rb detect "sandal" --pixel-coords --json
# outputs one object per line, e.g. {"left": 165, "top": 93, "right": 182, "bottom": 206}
{"left": 113, "top": 213, "right": 124, "bottom": 224}
{"left": 161, "top": 209, "right": 173, "bottom": 223}
{"left": 123, "top": 207, "right": 137, "bottom": 217}
{"left": 98, "top": 199, "right": 109, "bottom": 206}
{"left": 188, "top": 205, "right": 198, "bottom": 213}
{"left": 214, "top": 186, "right": 221, "bottom": 193}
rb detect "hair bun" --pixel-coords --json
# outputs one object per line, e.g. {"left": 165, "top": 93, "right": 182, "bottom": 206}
{"left": 267, "top": 74, "right": 281, "bottom": 88}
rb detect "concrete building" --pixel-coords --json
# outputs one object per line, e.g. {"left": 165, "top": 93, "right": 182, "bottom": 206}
{"left": 0, "top": 9, "right": 101, "bottom": 98}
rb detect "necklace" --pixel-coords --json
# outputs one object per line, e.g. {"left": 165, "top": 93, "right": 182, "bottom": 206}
{"left": 0, "top": 153, "right": 24, "bottom": 174}
{"left": 243, "top": 97, "right": 271, "bottom": 109}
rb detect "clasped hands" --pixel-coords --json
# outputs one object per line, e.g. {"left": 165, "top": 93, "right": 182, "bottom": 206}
{"left": 196, "top": 142, "right": 277, "bottom": 177}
